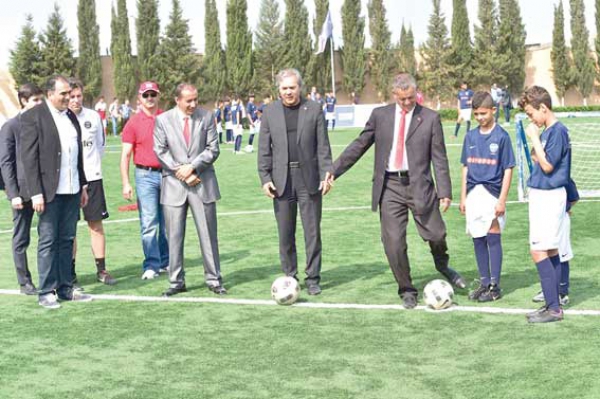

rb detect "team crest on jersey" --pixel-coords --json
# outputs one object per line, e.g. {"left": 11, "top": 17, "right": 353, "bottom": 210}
{"left": 84, "top": 121, "right": 92, "bottom": 129}
{"left": 489, "top": 143, "right": 499, "bottom": 154}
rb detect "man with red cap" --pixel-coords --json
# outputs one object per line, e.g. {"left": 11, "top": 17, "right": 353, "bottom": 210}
{"left": 120, "top": 82, "right": 169, "bottom": 279}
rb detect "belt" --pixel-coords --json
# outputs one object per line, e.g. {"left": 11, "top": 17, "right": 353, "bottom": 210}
{"left": 385, "top": 170, "right": 409, "bottom": 178}
{"left": 288, "top": 161, "right": 300, "bottom": 168}
{"left": 135, "top": 164, "right": 162, "bottom": 172}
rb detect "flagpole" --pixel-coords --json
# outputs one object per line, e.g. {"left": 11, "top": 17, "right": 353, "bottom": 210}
{"left": 330, "top": 37, "right": 336, "bottom": 98}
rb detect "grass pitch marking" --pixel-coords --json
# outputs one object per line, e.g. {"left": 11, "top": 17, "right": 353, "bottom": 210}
{"left": 1, "top": 289, "right": 599, "bottom": 317}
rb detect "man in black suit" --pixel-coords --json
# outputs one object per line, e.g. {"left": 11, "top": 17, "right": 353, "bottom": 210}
{"left": 332, "top": 73, "right": 466, "bottom": 309}
{"left": 0, "top": 83, "right": 44, "bottom": 295}
{"left": 257, "top": 68, "right": 333, "bottom": 295}
{"left": 20, "top": 75, "right": 92, "bottom": 309}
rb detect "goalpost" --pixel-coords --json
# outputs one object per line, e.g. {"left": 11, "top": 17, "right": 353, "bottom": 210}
{"left": 515, "top": 115, "right": 600, "bottom": 201}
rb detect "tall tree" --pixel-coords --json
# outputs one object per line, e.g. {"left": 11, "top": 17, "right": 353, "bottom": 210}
{"left": 281, "top": 0, "right": 312, "bottom": 80}
{"left": 368, "top": 0, "right": 392, "bottom": 102}
{"left": 419, "top": 0, "right": 453, "bottom": 107}
{"left": 9, "top": 14, "right": 43, "bottom": 89}
{"left": 570, "top": 0, "right": 595, "bottom": 104}
{"left": 111, "top": 0, "right": 136, "bottom": 100}
{"left": 399, "top": 24, "right": 416, "bottom": 77}
{"left": 225, "top": 0, "right": 253, "bottom": 95}
{"left": 39, "top": 3, "right": 76, "bottom": 81}
{"left": 341, "top": 0, "right": 366, "bottom": 95}
{"left": 200, "top": 0, "right": 226, "bottom": 101}
{"left": 496, "top": 0, "right": 526, "bottom": 95}
{"left": 472, "top": 0, "right": 500, "bottom": 87}
{"left": 596, "top": 0, "right": 600, "bottom": 72}
{"left": 254, "top": 0, "right": 284, "bottom": 96}
{"left": 448, "top": 0, "right": 473, "bottom": 86}
{"left": 307, "top": 0, "right": 332, "bottom": 93}
{"left": 552, "top": 1, "right": 571, "bottom": 105}
{"left": 77, "top": 0, "right": 102, "bottom": 104}
{"left": 136, "top": 0, "right": 161, "bottom": 82}
{"left": 156, "top": 0, "right": 199, "bottom": 104}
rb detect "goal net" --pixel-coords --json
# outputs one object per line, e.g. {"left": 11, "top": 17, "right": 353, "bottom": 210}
{"left": 515, "top": 116, "right": 600, "bottom": 201}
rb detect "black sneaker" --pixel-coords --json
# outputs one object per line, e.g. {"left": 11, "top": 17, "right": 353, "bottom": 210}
{"left": 478, "top": 285, "right": 502, "bottom": 302}
{"left": 97, "top": 270, "right": 117, "bottom": 285}
{"left": 468, "top": 283, "right": 488, "bottom": 301}
{"left": 526, "top": 305, "right": 549, "bottom": 318}
{"left": 307, "top": 284, "right": 322, "bottom": 296}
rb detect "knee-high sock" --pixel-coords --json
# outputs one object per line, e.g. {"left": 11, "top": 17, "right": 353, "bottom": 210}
{"left": 219, "top": 131, "right": 223, "bottom": 143}
{"left": 234, "top": 135, "right": 242, "bottom": 152}
{"left": 332, "top": 120, "right": 336, "bottom": 130}
{"left": 550, "top": 254, "right": 562, "bottom": 296}
{"left": 536, "top": 258, "right": 560, "bottom": 311}
{"left": 487, "top": 233, "right": 502, "bottom": 286}
{"left": 454, "top": 123, "right": 461, "bottom": 137}
{"left": 560, "top": 261, "right": 570, "bottom": 296}
{"left": 248, "top": 134, "right": 255, "bottom": 146}
{"left": 473, "top": 236, "right": 490, "bottom": 286}
{"left": 466, "top": 120, "right": 471, "bottom": 132}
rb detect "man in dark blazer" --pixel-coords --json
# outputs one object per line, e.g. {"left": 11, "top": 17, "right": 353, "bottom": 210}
{"left": 333, "top": 73, "right": 466, "bottom": 309}
{"left": 0, "top": 83, "right": 44, "bottom": 295}
{"left": 258, "top": 68, "right": 333, "bottom": 295}
{"left": 20, "top": 75, "right": 92, "bottom": 309}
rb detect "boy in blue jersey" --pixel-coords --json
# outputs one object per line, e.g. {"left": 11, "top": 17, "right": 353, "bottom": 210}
{"left": 214, "top": 99, "right": 223, "bottom": 144}
{"left": 232, "top": 95, "right": 244, "bottom": 154}
{"left": 223, "top": 97, "right": 233, "bottom": 144}
{"left": 454, "top": 82, "right": 474, "bottom": 138}
{"left": 519, "top": 85, "right": 571, "bottom": 323}
{"left": 459, "top": 92, "right": 515, "bottom": 302}
{"left": 325, "top": 92, "right": 336, "bottom": 131}
{"left": 245, "top": 93, "right": 258, "bottom": 153}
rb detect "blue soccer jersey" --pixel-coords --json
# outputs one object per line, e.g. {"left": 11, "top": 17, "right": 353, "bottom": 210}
{"left": 458, "top": 89, "right": 474, "bottom": 109}
{"left": 223, "top": 104, "right": 232, "bottom": 122}
{"left": 460, "top": 124, "right": 516, "bottom": 198}
{"left": 325, "top": 96, "right": 336, "bottom": 112}
{"left": 528, "top": 122, "right": 571, "bottom": 189}
{"left": 565, "top": 178, "right": 579, "bottom": 212}
{"left": 215, "top": 107, "right": 222, "bottom": 123}
{"left": 246, "top": 102, "right": 257, "bottom": 122}
{"left": 231, "top": 103, "right": 243, "bottom": 125}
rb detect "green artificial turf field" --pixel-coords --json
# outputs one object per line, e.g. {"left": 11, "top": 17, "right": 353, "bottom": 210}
{"left": 1, "top": 121, "right": 599, "bottom": 399}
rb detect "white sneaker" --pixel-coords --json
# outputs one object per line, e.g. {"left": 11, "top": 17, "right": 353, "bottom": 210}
{"left": 38, "top": 293, "right": 61, "bottom": 309}
{"left": 532, "top": 291, "right": 569, "bottom": 306}
{"left": 69, "top": 290, "right": 93, "bottom": 302}
{"left": 141, "top": 269, "right": 159, "bottom": 280}
{"left": 159, "top": 267, "right": 169, "bottom": 274}
{"left": 244, "top": 145, "right": 253, "bottom": 153}
{"left": 532, "top": 291, "right": 545, "bottom": 303}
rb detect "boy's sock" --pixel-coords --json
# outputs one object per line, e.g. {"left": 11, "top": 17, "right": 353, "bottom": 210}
{"left": 473, "top": 236, "right": 490, "bottom": 286}
{"left": 332, "top": 120, "right": 336, "bottom": 130}
{"left": 536, "top": 258, "right": 560, "bottom": 311}
{"left": 466, "top": 120, "right": 471, "bottom": 132}
{"left": 454, "top": 123, "right": 460, "bottom": 137}
{"left": 248, "top": 134, "right": 255, "bottom": 146}
{"left": 95, "top": 258, "right": 106, "bottom": 273}
{"left": 560, "top": 261, "right": 570, "bottom": 296}
{"left": 550, "top": 254, "right": 562, "bottom": 295}
{"left": 488, "top": 233, "right": 502, "bottom": 286}
{"left": 234, "top": 135, "right": 242, "bottom": 152}
{"left": 219, "top": 132, "right": 223, "bottom": 143}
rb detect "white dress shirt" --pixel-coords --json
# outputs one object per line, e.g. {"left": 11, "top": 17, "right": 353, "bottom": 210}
{"left": 47, "top": 100, "right": 81, "bottom": 195}
{"left": 387, "top": 103, "right": 414, "bottom": 172}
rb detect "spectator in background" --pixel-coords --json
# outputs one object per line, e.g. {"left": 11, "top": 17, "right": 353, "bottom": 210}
{"left": 416, "top": 89, "right": 424, "bottom": 106}
{"left": 351, "top": 91, "right": 359, "bottom": 105}
{"left": 491, "top": 83, "right": 502, "bottom": 123}
{"left": 121, "top": 99, "right": 132, "bottom": 127}
{"left": 246, "top": 93, "right": 258, "bottom": 153}
{"left": 502, "top": 86, "right": 512, "bottom": 125}
{"left": 109, "top": 98, "right": 120, "bottom": 136}
{"left": 214, "top": 99, "right": 224, "bottom": 144}
{"left": 94, "top": 96, "right": 107, "bottom": 132}
{"left": 325, "top": 92, "right": 337, "bottom": 131}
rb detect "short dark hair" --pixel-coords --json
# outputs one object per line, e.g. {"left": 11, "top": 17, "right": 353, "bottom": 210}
{"left": 518, "top": 86, "right": 552, "bottom": 110}
{"left": 45, "top": 75, "right": 68, "bottom": 94}
{"left": 472, "top": 91, "right": 494, "bottom": 109}
{"left": 17, "top": 83, "right": 43, "bottom": 108}
{"left": 68, "top": 78, "right": 84, "bottom": 92}
{"left": 175, "top": 83, "right": 197, "bottom": 98}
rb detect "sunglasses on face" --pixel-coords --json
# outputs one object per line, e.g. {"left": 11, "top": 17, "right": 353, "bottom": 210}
{"left": 142, "top": 92, "right": 158, "bottom": 99}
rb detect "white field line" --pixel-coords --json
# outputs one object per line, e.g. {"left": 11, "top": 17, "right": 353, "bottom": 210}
{"left": 2, "top": 201, "right": 600, "bottom": 234}
{"left": 1, "top": 289, "right": 599, "bottom": 316}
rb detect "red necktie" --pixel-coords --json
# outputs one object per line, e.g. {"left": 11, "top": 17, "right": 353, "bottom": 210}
{"left": 394, "top": 109, "right": 407, "bottom": 170}
{"left": 183, "top": 117, "right": 190, "bottom": 146}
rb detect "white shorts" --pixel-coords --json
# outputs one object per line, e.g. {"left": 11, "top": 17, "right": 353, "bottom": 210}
{"left": 233, "top": 125, "right": 243, "bottom": 137}
{"left": 559, "top": 212, "right": 573, "bottom": 262}
{"left": 225, "top": 121, "right": 233, "bottom": 130}
{"left": 529, "top": 187, "right": 567, "bottom": 251}
{"left": 465, "top": 185, "right": 506, "bottom": 238}
{"left": 216, "top": 123, "right": 223, "bottom": 134}
{"left": 459, "top": 108, "right": 472, "bottom": 121}
{"left": 249, "top": 123, "right": 259, "bottom": 134}
{"left": 326, "top": 112, "right": 335, "bottom": 121}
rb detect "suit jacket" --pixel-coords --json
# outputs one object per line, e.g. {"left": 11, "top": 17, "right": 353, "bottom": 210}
{"left": 333, "top": 103, "right": 451, "bottom": 215}
{"left": 0, "top": 115, "right": 30, "bottom": 200}
{"left": 153, "top": 107, "right": 221, "bottom": 206}
{"left": 257, "top": 99, "right": 333, "bottom": 196}
{"left": 20, "top": 102, "right": 87, "bottom": 203}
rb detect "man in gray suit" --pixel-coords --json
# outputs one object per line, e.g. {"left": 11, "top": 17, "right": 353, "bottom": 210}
{"left": 258, "top": 68, "right": 333, "bottom": 295}
{"left": 153, "top": 83, "right": 225, "bottom": 296}
{"left": 332, "top": 73, "right": 466, "bottom": 309}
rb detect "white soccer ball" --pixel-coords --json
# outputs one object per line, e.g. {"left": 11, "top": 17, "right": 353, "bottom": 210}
{"left": 423, "top": 279, "right": 454, "bottom": 310}
{"left": 271, "top": 276, "right": 300, "bottom": 306}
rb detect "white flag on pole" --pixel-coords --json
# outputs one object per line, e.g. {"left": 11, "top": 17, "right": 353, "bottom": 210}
{"left": 315, "top": 10, "right": 333, "bottom": 55}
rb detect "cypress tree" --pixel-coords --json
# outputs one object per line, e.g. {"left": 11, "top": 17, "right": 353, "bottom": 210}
{"left": 9, "top": 14, "right": 43, "bottom": 89}
{"left": 570, "top": 0, "right": 595, "bottom": 104}
{"left": 448, "top": 0, "right": 473, "bottom": 86}
{"left": 136, "top": 0, "right": 161, "bottom": 82}
{"left": 496, "top": 0, "right": 526, "bottom": 95}
{"left": 200, "top": 0, "right": 226, "bottom": 102}
{"left": 111, "top": 0, "right": 136, "bottom": 100}
{"left": 77, "top": 0, "right": 102, "bottom": 104}
{"left": 419, "top": 0, "right": 453, "bottom": 107}
{"left": 254, "top": 0, "right": 284, "bottom": 96}
{"left": 472, "top": 0, "right": 499, "bottom": 87}
{"left": 400, "top": 25, "right": 416, "bottom": 77}
{"left": 39, "top": 3, "right": 76, "bottom": 81}
{"left": 596, "top": 0, "right": 600, "bottom": 69}
{"left": 552, "top": 1, "right": 571, "bottom": 105}
{"left": 368, "top": 0, "right": 392, "bottom": 102}
{"left": 225, "top": 0, "right": 253, "bottom": 95}
{"left": 157, "top": 0, "right": 199, "bottom": 104}
{"left": 341, "top": 0, "right": 366, "bottom": 95}
{"left": 307, "top": 0, "right": 331, "bottom": 93}
{"left": 281, "top": 0, "right": 312, "bottom": 79}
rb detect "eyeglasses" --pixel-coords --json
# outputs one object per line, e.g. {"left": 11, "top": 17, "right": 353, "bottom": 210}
{"left": 142, "top": 92, "right": 158, "bottom": 99}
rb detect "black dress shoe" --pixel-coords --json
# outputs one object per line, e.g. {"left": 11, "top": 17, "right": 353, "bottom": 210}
{"left": 163, "top": 286, "right": 187, "bottom": 297}
{"left": 400, "top": 292, "right": 418, "bottom": 309}
{"left": 208, "top": 285, "right": 227, "bottom": 295}
{"left": 440, "top": 267, "right": 467, "bottom": 289}
{"left": 307, "top": 283, "right": 322, "bottom": 296}
{"left": 20, "top": 282, "right": 37, "bottom": 295}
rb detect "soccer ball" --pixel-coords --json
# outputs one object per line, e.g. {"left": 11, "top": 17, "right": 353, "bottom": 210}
{"left": 271, "top": 276, "right": 300, "bottom": 306}
{"left": 423, "top": 279, "right": 454, "bottom": 310}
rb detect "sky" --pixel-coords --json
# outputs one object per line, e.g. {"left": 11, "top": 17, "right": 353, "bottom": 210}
{"left": 0, "top": 0, "right": 597, "bottom": 70}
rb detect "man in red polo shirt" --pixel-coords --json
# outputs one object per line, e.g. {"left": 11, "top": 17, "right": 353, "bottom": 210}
{"left": 120, "top": 81, "right": 169, "bottom": 279}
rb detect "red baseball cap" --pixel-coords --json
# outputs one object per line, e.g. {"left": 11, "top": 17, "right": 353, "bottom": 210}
{"left": 138, "top": 81, "right": 160, "bottom": 95}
